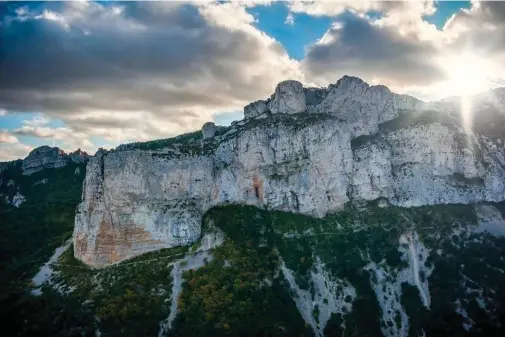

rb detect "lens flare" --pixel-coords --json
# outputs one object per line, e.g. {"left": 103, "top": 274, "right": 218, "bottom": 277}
{"left": 460, "top": 95, "right": 471, "bottom": 133}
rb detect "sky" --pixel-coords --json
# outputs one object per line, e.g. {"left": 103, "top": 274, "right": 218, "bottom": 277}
{"left": 1, "top": 0, "right": 505, "bottom": 161}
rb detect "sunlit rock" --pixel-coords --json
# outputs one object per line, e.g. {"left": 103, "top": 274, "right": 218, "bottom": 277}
{"left": 268, "top": 80, "right": 306, "bottom": 115}
{"left": 74, "top": 75, "right": 505, "bottom": 267}
{"left": 244, "top": 100, "right": 268, "bottom": 119}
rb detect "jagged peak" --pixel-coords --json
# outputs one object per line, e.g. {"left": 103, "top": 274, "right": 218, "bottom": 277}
{"left": 70, "top": 148, "right": 90, "bottom": 157}
{"left": 275, "top": 79, "right": 304, "bottom": 90}
{"left": 27, "top": 145, "right": 66, "bottom": 158}
{"left": 243, "top": 74, "right": 417, "bottom": 120}
{"left": 272, "top": 75, "right": 371, "bottom": 96}
{"left": 26, "top": 146, "right": 91, "bottom": 160}
{"left": 334, "top": 75, "right": 367, "bottom": 88}
{"left": 332, "top": 76, "right": 394, "bottom": 96}
{"left": 94, "top": 147, "right": 108, "bottom": 157}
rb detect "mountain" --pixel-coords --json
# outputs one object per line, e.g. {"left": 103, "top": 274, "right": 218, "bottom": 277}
{"left": 21, "top": 145, "right": 90, "bottom": 175}
{"left": 1, "top": 76, "right": 505, "bottom": 337}
{"left": 75, "top": 76, "right": 505, "bottom": 267}
{"left": 0, "top": 146, "right": 90, "bottom": 207}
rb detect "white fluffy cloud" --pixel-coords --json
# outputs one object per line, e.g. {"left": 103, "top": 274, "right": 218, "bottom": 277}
{"left": 12, "top": 115, "right": 100, "bottom": 154}
{"left": 301, "top": 0, "right": 505, "bottom": 99}
{"left": 0, "top": 144, "right": 33, "bottom": 162}
{"left": 288, "top": 0, "right": 389, "bottom": 17}
{"left": 0, "top": 131, "right": 19, "bottom": 144}
{"left": 0, "top": 128, "right": 32, "bottom": 161}
{"left": 0, "top": 130, "right": 32, "bottom": 161}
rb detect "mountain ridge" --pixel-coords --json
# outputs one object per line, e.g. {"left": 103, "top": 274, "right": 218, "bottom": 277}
{"left": 2, "top": 75, "right": 505, "bottom": 337}
{"left": 72, "top": 75, "right": 505, "bottom": 267}
{"left": 2, "top": 75, "right": 504, "bottom": 165}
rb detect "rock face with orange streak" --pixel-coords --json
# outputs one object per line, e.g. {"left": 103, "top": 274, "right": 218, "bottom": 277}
{"left": 74, "top": 76, "right": 505, "bottom": 267}
{"left": 74, "top": 150, "right": 214, "bottom": 267}
{"left": 74, "top": 116, "right": 355, "bottom": 267}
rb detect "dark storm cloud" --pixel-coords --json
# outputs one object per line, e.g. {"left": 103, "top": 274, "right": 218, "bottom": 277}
{"left": 303, "top": 14, "right": 444, "bottom": 86}
{"left": 0, "top": 1, "right": 295, "bottom": 124}
{"left": 1, "top": 4, "right": 255, "bottom": 90}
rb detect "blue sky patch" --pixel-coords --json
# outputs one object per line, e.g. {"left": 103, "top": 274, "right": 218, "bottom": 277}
{"left": 248, "top": 2, "right": 332, "bottom": 60}
{"left": 425, "top": 0, "right": 471, "bottom": 29}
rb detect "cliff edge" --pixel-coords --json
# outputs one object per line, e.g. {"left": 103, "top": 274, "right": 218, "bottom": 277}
{"left": 73, "top": 76, "right": 505, "bottom": 267}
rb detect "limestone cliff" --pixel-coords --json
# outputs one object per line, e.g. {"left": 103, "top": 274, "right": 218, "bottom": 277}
{"left": 74, "top": 76, "right": 505, "bottom": 267}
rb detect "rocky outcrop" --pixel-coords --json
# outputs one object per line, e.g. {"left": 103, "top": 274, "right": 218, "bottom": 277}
{"left": 74, "top": 76, "right": 505, "bottom": 267}
{"left": 22, "top": 146, "right": 67, "bottom": 175}
{"left": 202, "top": 122, "right": 217, "bottom": 139}
{"left": 69, "top": 149, "right": 90, "bottom": 163}
{"left": 244, "top": 100, "right": 268, "bottom": 119}
{"left": 11, "top": 192, "right": 25, "bottom": 207}
{"left": 268, "top": 80, "right": 306, "bottom": 115}
{"left": 350, "top": 123, "right": 505, "bottom": 206}
{"left": 21, "top": 146, "right": 90, "bottom": 175}
{"left": 244, "top": 76, "right": 425, "bottom": 137}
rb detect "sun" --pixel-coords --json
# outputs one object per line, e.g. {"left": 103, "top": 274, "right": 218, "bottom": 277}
{"left": 436, "top": 52, "right": 493, "bottom": 138}
{"left": 435, "top": 51, "right": 500, "bottom": 137}
{"left": 439, "top": 52, "right": 493, "bottom": 96}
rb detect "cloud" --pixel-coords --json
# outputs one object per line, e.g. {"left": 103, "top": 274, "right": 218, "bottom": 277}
{"left": 0, "top": 1, "right": 302, "bottom": 148}
{"left": 1, "top": 0, "right": 505, "bottom": 161}
{"left": 285, "top": 12, "right": 294, "bottom": 25}
{"left": 302, "top": 14, "right": 444, "bottom": 88}
{"left": 0, "top": 143, "right": 33, "bottom": 161}
{"left": 301, "top": 0, "right": 505, "bottom": 98}
{"left": 12, "top": 115, "right": 95, "bottom": 153}
{"left": 0, "top": 130, "right": 19, "bottom": 144}
{"left": 288, "top": 0, "right": 388, "bottom": 17}
{"left": 0, "top": 129, "right": 31, "bottom": 161}
{"left": 443, "top": 1, "right": 505, "bottom": 56}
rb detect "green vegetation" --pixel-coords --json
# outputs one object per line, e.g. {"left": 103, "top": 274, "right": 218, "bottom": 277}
{"left": 352, "top": 107, "right": 505, "bottom": 154}
{"left": 197, "top": 203, "right": 505, "bottom": 337}
{"left": 2, "top": 157, "right": 505, "bottom": 337}
{"left": 351, "top": 109, "right": 460, "bottom": 150}
{"left": 113, "top": 113, "right": 342, "bottom": 161}
{"left": 117, "top": 126, "right": 232, "bottom": 155}
{"left": 54, "top": 245, "right": 183, "bottom": 336}
{"left": 0, "top": 162, "right": 87, "bottom": 336}
{"left": 381, "top": 110, "right": 455, "bottom": 133}
{"left": 0, "top": 163, "right": 86, "bottom": 294}
{"left": 172, "top": 241, "right": 310, "bottom": 337}
{"left": 2, "top": 242, "right": 188, "bottom": 336}
{"left": 125, "top": 130, "right": 204, "bottom": 151}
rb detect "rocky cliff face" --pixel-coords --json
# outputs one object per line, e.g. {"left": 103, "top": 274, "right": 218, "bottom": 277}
{"left": 244, "top": 76, "right": 425, "bottom": 137}
{"left": 74, "top": 76, "right": 505, "bottom": 267}
{"left": 22, "top": 146, "right": 90, "bottom": 175}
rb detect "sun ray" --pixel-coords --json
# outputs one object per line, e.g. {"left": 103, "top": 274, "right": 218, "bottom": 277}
{"left": 459, "top": 94, "right": 475, "bottom": 150}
